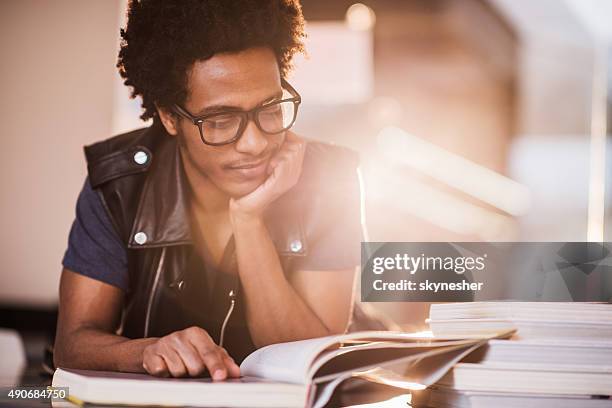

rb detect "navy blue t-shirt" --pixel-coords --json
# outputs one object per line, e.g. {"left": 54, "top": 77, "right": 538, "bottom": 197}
{"left": 62, "top": 178, "right": 362, "bottom": 292}
{"left": 62, "top": 178, "right": 129, "bottom": 291}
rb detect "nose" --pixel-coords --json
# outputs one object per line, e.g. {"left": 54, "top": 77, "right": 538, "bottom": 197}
{"left": 234, "top": 118, "right": 268, "bottom": 156}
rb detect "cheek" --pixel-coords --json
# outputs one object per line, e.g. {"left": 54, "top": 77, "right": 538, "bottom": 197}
{"left": 195, "top": 152, "right": 227, "bottom": 180}
{"left": 181, "top": 132, "right": 227, "bottom": 177}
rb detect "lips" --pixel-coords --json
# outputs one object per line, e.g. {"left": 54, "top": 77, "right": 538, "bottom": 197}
{"left": 229, "top": 159, "right": 268, "bottom": 170}
{"left": 226, "top": 157, "right": 269, "bottom": 179}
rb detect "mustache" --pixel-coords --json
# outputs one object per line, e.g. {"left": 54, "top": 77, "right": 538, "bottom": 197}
{"left": 223, "top": 143, "right": 281, "bottom": 169}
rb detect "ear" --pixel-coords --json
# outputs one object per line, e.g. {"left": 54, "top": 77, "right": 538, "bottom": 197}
{"left": 155, "top": 104, "right": 179, "bottom": 136}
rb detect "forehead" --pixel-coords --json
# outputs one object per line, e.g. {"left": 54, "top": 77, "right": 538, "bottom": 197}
{"left": 184, "top": 47, "right": 281, "bottom": 111}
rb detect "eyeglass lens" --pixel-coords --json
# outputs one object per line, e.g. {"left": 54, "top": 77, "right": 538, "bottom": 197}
{"left": 201, "top": 100, "right": 297, "bottom": 144}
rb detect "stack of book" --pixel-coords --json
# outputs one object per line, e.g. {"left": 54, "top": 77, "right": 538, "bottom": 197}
{"left": 413, "top": 302, "right": 612, "bottom": 408}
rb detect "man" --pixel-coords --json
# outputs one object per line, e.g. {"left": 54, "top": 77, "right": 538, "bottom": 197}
{"left": 54, "top": 0, "right": 364, "bottom": 380}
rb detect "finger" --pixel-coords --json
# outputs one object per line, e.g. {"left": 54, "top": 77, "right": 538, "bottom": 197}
{"left": 188, "top": 331, "right": 227, "bottom": 381}
{"left": 267, "top": 162, "right": 275, "bottom": 175}
{"left": 285, "top": 130, "right": 301, "bottom": 143}
{"left": 267, "top": 150, "right": 292, "bottom": 175}
{"left": 275, "top": 152, "right": 299, "bottom": 176}
{"left": 219, "top": 349, "right": 241, "bottom": 378}
{"left": 267, "top": 157, "right": 280, "bottom": 175}
{"left": 284, "top": 135, "right": 305, "bottom": 156}
{"left": 269, "top": 152, "right": 290, "bottom": 169}
{"left": 158, "top": 343, "right": 188, "bottom": 377}
{"left": 277, "top": 134, "right": 304, "bottom": 155}
{"left": 172, "top": 336, "right": 206, "bottom": 377}
{"left": 144, "top": 354, "right": 169, "bottom": 377}
{"left": 285, "top": 137, "right": 304, "bottom": 151}
{"left": 282, "top": 138, "right": 303, "bottom": 153}
{"left": 264, "top": 155, "right": 299, "bottom": 194}
{"left": 200, "top": 348, "right": 228, "bottom": 381}
{"left": 224, "top": 356, "right": 241, "bottom": 378}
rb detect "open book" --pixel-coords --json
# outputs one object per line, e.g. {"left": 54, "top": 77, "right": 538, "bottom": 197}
{"left": 52, "top": 330, "right": 511, "bottom": 407}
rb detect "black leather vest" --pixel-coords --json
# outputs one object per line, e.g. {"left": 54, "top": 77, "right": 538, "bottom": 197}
{"left": 83, "top": 121, "right": 363, "bottom": 363}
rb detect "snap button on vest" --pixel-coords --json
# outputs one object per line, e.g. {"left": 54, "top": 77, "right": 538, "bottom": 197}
{"left": 134, "top": 231, "right": 147, "bottom": 245}
{"left": 133, "top": 150, "right": 149, "bottom": 165}
{"left": 290, "top": 239, "right": 302, "bottom": 252}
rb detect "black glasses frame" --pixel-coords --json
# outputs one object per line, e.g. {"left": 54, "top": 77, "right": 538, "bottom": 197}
{"left": 173, "top": 79, "right": 302, "bottom": 146}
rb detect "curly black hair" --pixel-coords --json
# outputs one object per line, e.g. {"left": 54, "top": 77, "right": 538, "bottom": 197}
{"left": 117, "top": 0, "right": 306, "bottom": 121}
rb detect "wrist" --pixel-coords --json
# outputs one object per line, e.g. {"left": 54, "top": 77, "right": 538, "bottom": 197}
{"left": 229, "top": 200, "right": 265, "bottom": 228}
{"left": 120, "top": 337, "right": 157, "bottom": 373}
{"left": 230, "top": 210, "right": 265, "bottom": 230}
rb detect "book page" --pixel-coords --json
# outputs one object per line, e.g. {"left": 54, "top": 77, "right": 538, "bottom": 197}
{"left": 310, "top": 342, "right": 486, "bottom": 408}
{"left": 240, "top": 331, "right": 435, "bottom": 383}
{"left": 240, "top": 330, "right": 511, "bottom": 384}
{"left": 308, "top": 339, "right": 480, "bottom": 378}
{"left": 240, "top": 336, "right": 342, "bottom": 384}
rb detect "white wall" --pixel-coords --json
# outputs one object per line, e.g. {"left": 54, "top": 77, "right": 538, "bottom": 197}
{"left": 0, "top": 1, "right": 121, "bottom": 306}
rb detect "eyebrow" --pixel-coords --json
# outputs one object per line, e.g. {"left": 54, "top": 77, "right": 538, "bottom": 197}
{"left": 192, "top": 90, "right": 284, "bottom": 117}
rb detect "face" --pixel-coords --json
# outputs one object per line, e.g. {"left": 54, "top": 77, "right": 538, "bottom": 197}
{"left": 160, "top": 47, "right": 286, "bottom": 198}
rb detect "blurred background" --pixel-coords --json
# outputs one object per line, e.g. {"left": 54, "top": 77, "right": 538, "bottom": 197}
{"left": 0, "top": 0, "right": 611, "bottom": 385}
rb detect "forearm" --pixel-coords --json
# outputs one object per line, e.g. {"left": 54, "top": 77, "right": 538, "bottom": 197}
{"left": 231, "top": 215, "right": 331, "bottom": 347}
{"left": 54, "top": 327, "right": 157, "bottom": 372}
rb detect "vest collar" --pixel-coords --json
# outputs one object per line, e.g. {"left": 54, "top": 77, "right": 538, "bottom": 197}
{"left": 128, "top": 134, "right": 192, "bottom": 248}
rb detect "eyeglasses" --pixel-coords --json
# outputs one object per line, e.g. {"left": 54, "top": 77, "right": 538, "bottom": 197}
{"left": 173, "top": 79, "right": 301, "bottom": 146}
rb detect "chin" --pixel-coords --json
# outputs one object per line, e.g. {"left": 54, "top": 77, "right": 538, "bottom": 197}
{"left": 223, "top": 177, "right": 265, "bottom": 198}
